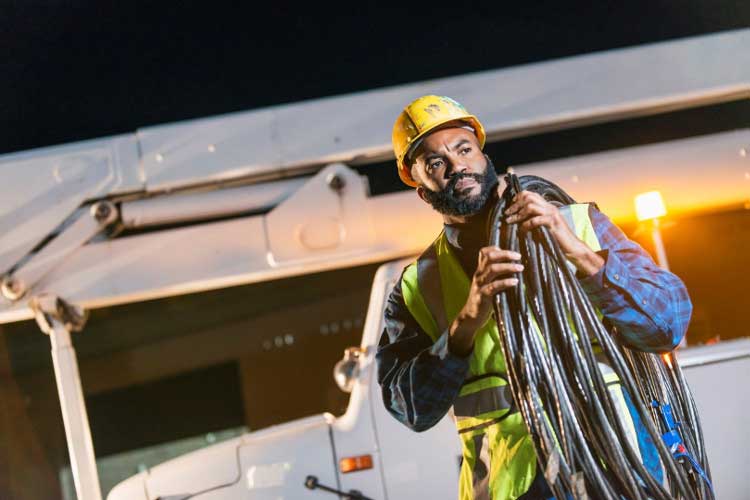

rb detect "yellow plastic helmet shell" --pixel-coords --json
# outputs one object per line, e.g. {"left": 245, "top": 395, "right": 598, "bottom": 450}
{"left": 392, "top": 95, "right": 486, "bottom": 187}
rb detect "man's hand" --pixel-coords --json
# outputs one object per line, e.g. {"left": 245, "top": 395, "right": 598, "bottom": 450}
{"left": 505, "top": 190, "right": 603, "bottom": 277}
{"left": 449, "top": 247, "right": 522, "bottom": 356}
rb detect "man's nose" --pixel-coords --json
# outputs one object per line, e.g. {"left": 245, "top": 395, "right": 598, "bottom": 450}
{"left": 444, "top": 156, "right": 468, "bottom": 178}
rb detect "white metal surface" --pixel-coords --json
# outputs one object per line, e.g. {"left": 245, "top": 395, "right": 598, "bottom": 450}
{"left": 4, "top": 202, "right": 118, "bottom": 301}
{"left": 31, "top": 296, "right": 102, "bottom": 500}
{"left": 265, "top": 164, "right": 375, "bottom": 265}
{"left": 237, "top": 415, "right": 340, "bottom": 499}
{"left": 120, "top": 177, "right": 307, "bottom": 229}
{"left": 677, "top": 338, "right": 750, "bottom": 500}
{"left": 136, "top": 29, "right": 750, "bottom": 191}
{"left": 50, "top": 324, "right": 102, "bottom": 500}
{"left": 0, "top": 135, "right": 140, "bottom": 277}
{"left": 676, "top": 337, "right": 750, "bottom": 368}
{"left": 108, "top": 437, "right": 241, "bottom": 499}
{"left": 108, "top": 415, "right": 340, "bottom": 499}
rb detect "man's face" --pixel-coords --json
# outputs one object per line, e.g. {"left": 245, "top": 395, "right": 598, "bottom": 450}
{"left": 410, "top": 127, "right": 498, "bottom": 217}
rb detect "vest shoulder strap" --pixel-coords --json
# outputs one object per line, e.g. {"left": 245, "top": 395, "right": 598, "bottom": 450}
{"left": 400, "top": 235, "right": 448, "bottom": 342}
{"left": 416, "top": 242, "right": 449, "bottom": 334}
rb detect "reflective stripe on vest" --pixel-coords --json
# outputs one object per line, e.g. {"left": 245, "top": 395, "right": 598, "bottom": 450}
{"left": 453, "top": 373, "right": 515, "bottom": 419}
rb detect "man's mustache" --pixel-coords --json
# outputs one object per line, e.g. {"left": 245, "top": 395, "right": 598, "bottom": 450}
{"left": 445, "top": 172, "right": 484, "bottom": 193}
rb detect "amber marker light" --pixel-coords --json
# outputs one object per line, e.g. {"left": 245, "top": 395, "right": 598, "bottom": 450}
{"left": 340, "top": 454, "right": 373, "bottom": 473}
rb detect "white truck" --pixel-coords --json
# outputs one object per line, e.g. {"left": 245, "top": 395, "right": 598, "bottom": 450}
{"left": 1, "top": 29, "right": 748, "bottom": 499}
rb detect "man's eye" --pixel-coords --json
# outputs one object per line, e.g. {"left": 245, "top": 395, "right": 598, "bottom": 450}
{"left": 428, "top": 160, "right": 443, "bottom": 170}
{"left": 460, "top": 147, "right": 472, "bottom": 154}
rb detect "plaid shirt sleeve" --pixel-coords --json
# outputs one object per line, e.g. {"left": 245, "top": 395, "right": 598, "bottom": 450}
{"left": 375, "top": 273, "right": 470, "bottom": 432}
{"left": 578, "top": 205, "right": 692, "bottom": 353}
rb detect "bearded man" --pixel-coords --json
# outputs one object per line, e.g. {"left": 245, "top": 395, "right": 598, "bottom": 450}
{"left": 376, "top": 95, "right": 691, "bottom": 500}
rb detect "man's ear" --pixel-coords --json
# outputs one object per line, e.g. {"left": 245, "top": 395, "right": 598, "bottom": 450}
{"left": 416, "top": 185, "right": 429, "bottom": 204}
{"left": 410, "top": 162, "right": 430, "bottom": 205}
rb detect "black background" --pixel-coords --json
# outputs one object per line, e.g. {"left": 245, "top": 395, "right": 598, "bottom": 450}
{"left": 1, "top": 1, "right": 748, "bottom": 155}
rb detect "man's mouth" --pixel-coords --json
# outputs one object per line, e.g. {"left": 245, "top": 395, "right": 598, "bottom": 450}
{"left": 453, "top": 176, "right": 478, "bottom": 192}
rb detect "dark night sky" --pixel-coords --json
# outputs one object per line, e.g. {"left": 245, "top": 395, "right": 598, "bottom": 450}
{"left": 1, "top": 1, "right": 748, "bottom": 156}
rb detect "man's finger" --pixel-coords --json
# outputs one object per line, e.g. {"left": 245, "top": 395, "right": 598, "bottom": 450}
{"left": 506, "top": 191, "right": 529, "bottom": 213}
{"left": 479, "top": 263, "right": 524, "bottom": 283}
{"left": 523, "top": 191, "right": 545, "bottom": 203}
{"left": 506, "top": 199, "right": 522, "bottom": 215}
{"left": 484, "top": 249, "right": 522, "bottom": 262}
{"left": 507, "top": 191, "right": 548, "bottom": 214}
{"left": 520, "top": 215, "right": 552, "bottom": 231}
{"left": 480, "top": 245, "right": 502, "bottom": 255}
{"left": 489, "top": 262, "right": 524, "bottom": 273}
{"left": 480, "top": 277, "right": 519, "bottom": 295}
{"left": 506, "top": 202, "right": 546, "bottom": 223}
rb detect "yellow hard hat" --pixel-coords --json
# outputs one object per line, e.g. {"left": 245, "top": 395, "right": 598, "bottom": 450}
{"left": 392, "top": 95, "right": 486, "bottom": 187}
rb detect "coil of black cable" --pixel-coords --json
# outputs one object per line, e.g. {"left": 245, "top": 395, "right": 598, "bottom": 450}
{"left": 488, "top": 174, "right": 713, "bottom": 500}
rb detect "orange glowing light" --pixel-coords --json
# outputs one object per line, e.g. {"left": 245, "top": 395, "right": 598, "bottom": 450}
{"left": 635, "top": 191, "right": 667, "bottom": 221}
{"left": 340, "top": 454, "right": 373, "bottom": 474}
{"left": 662, "top": 353, "right": 673, "bottom": 368}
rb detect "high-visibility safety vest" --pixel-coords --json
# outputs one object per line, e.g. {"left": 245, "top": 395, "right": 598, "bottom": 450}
{"left": 400, "top": 204, "right": 645, "bottom": 500}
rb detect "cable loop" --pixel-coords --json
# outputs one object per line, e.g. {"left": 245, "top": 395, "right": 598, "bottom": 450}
{"left": 489, "top": 174, "right": 713, "bottom": 500}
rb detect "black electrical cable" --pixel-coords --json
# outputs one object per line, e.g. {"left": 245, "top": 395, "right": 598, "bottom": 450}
{"left": 488, "top": 174, "right": 713, "bottom": 500}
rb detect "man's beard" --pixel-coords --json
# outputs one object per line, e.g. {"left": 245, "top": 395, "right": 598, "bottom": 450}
{"left": 421, "top": 158, "right": 499, "bottom": 217}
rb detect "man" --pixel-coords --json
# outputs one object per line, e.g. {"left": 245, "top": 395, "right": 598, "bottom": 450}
{"left": 375, "top": 95, "right": 692, "bottom": 500}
